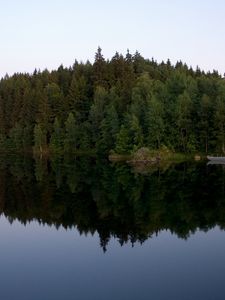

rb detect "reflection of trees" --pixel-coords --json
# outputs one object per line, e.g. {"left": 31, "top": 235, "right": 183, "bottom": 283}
{"left": 0, "top": 154, "right": 225, "bottom": 251}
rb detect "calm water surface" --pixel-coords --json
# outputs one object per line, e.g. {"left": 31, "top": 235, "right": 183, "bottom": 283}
{"left": 0, "top": 155, "right": 225, "bottom": 300}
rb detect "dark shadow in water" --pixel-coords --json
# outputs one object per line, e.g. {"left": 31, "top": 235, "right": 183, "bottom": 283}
{"left": 0, "top": 154, "right": 225, "bottom": 251}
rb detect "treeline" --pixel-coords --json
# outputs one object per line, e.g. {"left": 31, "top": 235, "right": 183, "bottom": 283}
{"left": 0, "top": 47, "right": 225, "bottom": 154}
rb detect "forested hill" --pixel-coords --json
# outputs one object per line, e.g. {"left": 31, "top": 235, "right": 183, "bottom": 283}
{"left": 0, "top": 47, "right": 224, "bottom": 155}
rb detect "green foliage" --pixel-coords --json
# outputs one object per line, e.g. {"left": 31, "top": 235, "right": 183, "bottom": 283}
{"left": 50, "top": 117, "right": 64, "bottom": 153}
{"left": 146, "top": 96, "right": 164, "bottom": 149}
{"left": 128, "top": 114, "right": 143, "bottom": 150}
{"left": 0, "top": 49, "right": 224, "bottom": 155}
{"left": 68, "top": 74, "right": 90, "bottom": 121}
{"left": 89, "top": 86, "right": 108, "bottom": 145}
{"left": 115, "top": 125, "right": 131, "bottom": 154}
{"left": 98, "top": 104, "right": 119, "bottom": 153}
{"left": 23, "top": 125, "right": 33, "bottom": 150}
{"left": 64, "top": 112, "right": 77, "bottom": 153}
{"left": 34, "top": 124, "right": 46, "bottom": 153}
{"left": 214, "top": 97, "right": 225, "bottom": 153}
{"left": 176, "top": 91, "right": 193, "bottom": 152}
{"left": 9, "top": 123, "right": 24, "bottom": 151}
{"left": 197, "top": 94, "right": 212, "bottom": 153}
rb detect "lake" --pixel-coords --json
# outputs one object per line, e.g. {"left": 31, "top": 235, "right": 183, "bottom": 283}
{"left": 0, "top": 155, "right": 225, "bottom": 300}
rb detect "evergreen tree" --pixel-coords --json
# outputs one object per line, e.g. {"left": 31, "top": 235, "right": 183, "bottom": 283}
{"left": 64, "top": 113, "right": 77, "bottom": 152}
{"left": 147, "top": 96, "right": 164, "bottom": 149}
{"left": 9, "top": 123, "right": 23, "bottom": 151}
{"left": 198, "top": 94, "right": 212, "bottom": 153}
{"left": 50, "top": 117, "right": 63, "bottom": 153}
{"left": 0, "top": 96, "right": 5, "bottom": 135}
{"left": 128, "top": 114, "right": 143, "bottom": 151}
{"left": 34, "top": 124, "right": 47, "bottom": 153}
{"left": 45, "top": 83, "right": 64, "bottom": 121}
{"left": 89, "top": 86, "right": 108, "bottom": 145}
{"left": 176, "top": 91, "right": 194, "bottom": 152}
{"left": 0, "top": 49, "right": 223, "bottom": 155}
{"left": 214, "top": 97, "right": 225, "bottom": 153}
{"left": 99, "top": 104, "right": 119, "bottom": 152}
{"left": 93, "top": 47, "right": 107, "bottom": 88}
{"left": 23, "top": 125, "right": 33, "bottom": 150}
{"left": 115, "top": 125, "right": 131, "bottom": 154}
{"left": 68, "top": 75, "right": 90, "bottom": 122}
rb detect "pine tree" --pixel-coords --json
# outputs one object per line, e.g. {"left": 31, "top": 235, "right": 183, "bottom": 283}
{"left": 68, "top": 75, "right": 90, "bottom": 122}
{"left": 50, "top": 117, "right": 63, "bottom": 153}
{"left": 99, "top": 104, "right": 119, "bottom": 152}
{"left": 34, "top": 124, "right": 47, "bottom": 153}
{"left": 198, "top": 94, "right": 211, "bottom": 153}
{"left": 147, "top": 96, "right": 164, "bottom": 149}
{"left": 115, "top": 125, "right": 131, "bottom": 154}
{"left": 64, "top": 113, "right": 77, "bottom": 153}
{"left": 214, "top": 97, "right": 225, "bottom": 153}
{"left": 89, "top": 86, "right": 108, "bottom": 145}
{"left": 176, "top": 91, "right": 194, "bottom": 152}
{"left": 93, "top": 47, "right": 107, "bottom": 88}
{"left": 9, "top": 123, "right": 23, "bottom": 151}
{"left": 128, "top": 114, "right": 143, "bottom": 151}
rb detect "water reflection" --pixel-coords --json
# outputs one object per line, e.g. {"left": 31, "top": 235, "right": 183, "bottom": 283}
{"left": 0, "top": 154, "right": 225, "bottom": 251}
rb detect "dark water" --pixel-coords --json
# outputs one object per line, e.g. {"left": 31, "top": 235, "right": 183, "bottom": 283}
{"left": 1, "top": 155, "right": 225, "bottom": 300}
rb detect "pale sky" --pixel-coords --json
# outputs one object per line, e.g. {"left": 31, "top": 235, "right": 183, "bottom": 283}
{"left": 0, "top": 0, "right": 225, "bottom": 77}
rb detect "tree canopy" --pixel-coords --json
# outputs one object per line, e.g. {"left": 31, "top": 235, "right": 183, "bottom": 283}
{"left": 0, "top": 49, "right": 224, "bottom": 154}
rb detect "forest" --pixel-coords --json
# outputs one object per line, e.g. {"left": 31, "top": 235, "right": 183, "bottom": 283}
{"left": 0, "top": 47, "right": 225, "bottom": 155}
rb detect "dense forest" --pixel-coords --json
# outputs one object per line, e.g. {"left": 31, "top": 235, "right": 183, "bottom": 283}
{"left": 0, "top": 47, "right": 225, "bottom": 155}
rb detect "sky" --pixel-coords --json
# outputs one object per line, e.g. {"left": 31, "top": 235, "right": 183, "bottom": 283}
{"left": 0, "top": 0, "right": 225, "bottom": 77}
